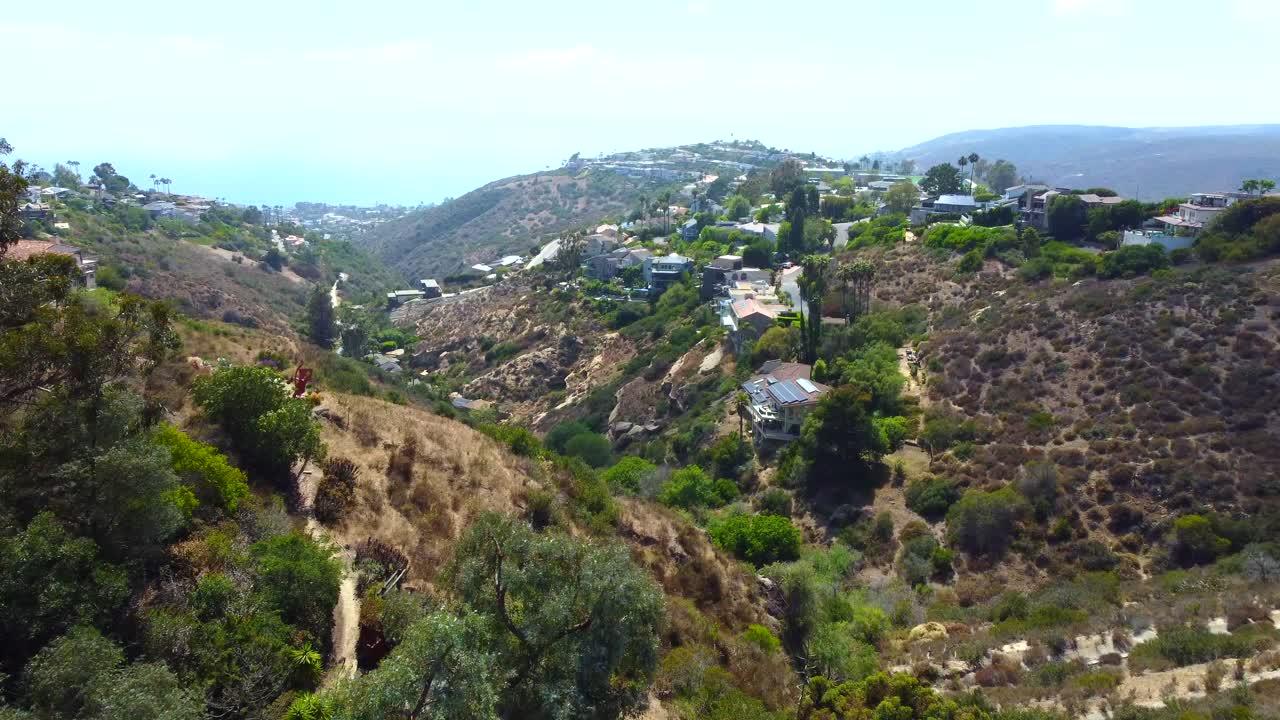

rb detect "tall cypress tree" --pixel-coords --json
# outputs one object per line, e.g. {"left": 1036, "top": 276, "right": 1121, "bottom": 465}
{"left": 306, "top": 285, "right": 337, "bottom": 349}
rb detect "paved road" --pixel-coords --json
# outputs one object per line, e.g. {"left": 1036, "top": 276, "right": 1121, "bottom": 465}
{"left": 779, "top": 266, "right": 805, "bottom": 320}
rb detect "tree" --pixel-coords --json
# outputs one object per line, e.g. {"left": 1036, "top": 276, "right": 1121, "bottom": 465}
{"left": 1240, "top": 178, "right": 1275, "bottom": 196}
{"left": 770, "top": 158, "right": 806, "bottom": 197}
{"left": 796, "top": 386, "right": 886, "bottom": 488}
{"left": 984, "top": 159, "right": 1018, "bottom": 194}
{"left": 307, "top": 285, "right": 337, "bottom": 349}
{"left": 882, "top": 181, "right": 919, "bottom": 215}
{"left": 446, "top": 513, "right": 663, "bottom": 720}
{"left": 1047, "top": 194, "right": 1087, "bottom": 240}
{"left": 252, "top": 532, "right": 343, "bottom": 642}
{"left": 751, "top": 325, "right": 799, "bottom": 365}
{"left": 329, "top": 611, "right": 497, "bottom": 720}
{"left": 0, "top": 138, "right": 28, "bottom": 254}
{"left": 0, "top": 269, "right": 179, "bottom": 406}
{"left": 946, "top": 487, "right": 1027, "bottom": 557}
{"left": 152, "top": 423, "right": 251, "bottom": 512}
{"left": 919, "top": 164, "right": 963, "bottom": 196}
{"left": 25, "top": 626, "right": 202, "bottom": 720}
{"left": 563, "top": 432, "right": 612, "bottom": 468}
{"left": 804, "top": 217, "right": 836, "bottom": 251}
{"left": 341, "top": 324, "right": 370, "bottom": 358}
{"left": 798, "top": 255, "right": 830, "bottom": 363}
{"left": 193, "top": 365, "right": 324, "bottom": 481}
{"left": 742, "top": 239, "right": 773, "bottom": 269}
{"left": 724, "top": 194, "right": 751, "bottom": 220}
{"left": 966, "top": 152, "right": 980, "bottom": 193}
{"left": 52, "top": 163, "right": 81, "bottom": 190}
{"left": 264, "top": 246, "right": 286, "bottom": 271}
{"left": 0, "top": 514, "right": 128, "bottom": 672}
{"left": 834, "top": 260, "right": 875, "bottom": 321}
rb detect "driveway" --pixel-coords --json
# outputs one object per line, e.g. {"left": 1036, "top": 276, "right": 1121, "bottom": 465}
{"left": 779, "top": 266, "right": 805, "bottom": 320}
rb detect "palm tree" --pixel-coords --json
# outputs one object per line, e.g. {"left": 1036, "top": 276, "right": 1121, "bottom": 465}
{"left": 67, "top": 160, "right": 80, "bottom": 182}
{"left": 658, "top": 190, "right": 672, "bottom": 234}
{"left": 149, "top": 173, "right": 157, "bottom": 194}
{"left": 967, "top": 153, "right": 980, "bottom": 194}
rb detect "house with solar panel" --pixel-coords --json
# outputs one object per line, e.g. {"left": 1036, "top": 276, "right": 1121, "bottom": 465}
{"left": 740, "top": 360, "right": 830, "bottom": 445}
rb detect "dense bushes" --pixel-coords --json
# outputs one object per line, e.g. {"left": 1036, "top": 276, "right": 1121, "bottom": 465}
{"left": 709, "top": 513, "right": 802, "bottom": 565}
{"left": 1098, "top": 244, "right": 1168, "bottom": 278}
{"left": 905, "top": 477, "right": 960, "bottom": 519}
{"left": 601, "top": 456, "right": 657, "bottom": 495}
{"left": 660, "top": 465, "right": 737, "bottom": 509}
{"left": 1196, "top": 197, "right": 1280, "bottom": 261}
{"left": 924, "top": 224, "right": 1016, "bottom": 253}
{"left": 152, "top": 423, "right": 251, "bottom": 512}
{"left": 946, "top": 487, "right": 1027, "bottom": 557}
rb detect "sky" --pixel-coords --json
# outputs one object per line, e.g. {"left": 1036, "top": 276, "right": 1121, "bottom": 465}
{"left": 4, "top": 0, "right": 1278, "bottom": 206}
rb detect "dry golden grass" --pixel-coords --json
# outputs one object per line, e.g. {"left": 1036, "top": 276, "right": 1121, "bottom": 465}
{"left": 315, "top": 392, "right": 536, "bottom": 590}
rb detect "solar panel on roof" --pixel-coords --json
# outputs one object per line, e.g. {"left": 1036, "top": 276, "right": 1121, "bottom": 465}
{"left": 771, "top": 380, "right": 803, "bottom": 404}
{"left": 796, "top": 378, "right": 817, "bottom": 393}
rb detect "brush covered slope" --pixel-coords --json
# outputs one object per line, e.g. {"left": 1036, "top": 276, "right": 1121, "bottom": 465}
{"left": 361, "top": 168, "right": 659, "bottom": 278}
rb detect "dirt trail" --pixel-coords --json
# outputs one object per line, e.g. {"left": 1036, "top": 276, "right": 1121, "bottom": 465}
{"left": 897, "top": 347, "right": 926, "bottom": 408}
{"left": 297, "top": 466, "right": 360, "bottom": 685}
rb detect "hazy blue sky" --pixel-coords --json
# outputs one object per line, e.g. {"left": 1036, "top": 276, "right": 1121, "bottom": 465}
{"left": 5, "top": 0, "right": 1278, "bottom": 206}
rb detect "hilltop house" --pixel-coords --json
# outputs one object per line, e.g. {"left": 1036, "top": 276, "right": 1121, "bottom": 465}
{"left": 681, "top": 217, "right": 700, "bottom": 242}
{"left": 9, "top": 240, "right": 97, "bottom": 288}
{"left": 586, "top": 247, "right": 651, "bottom": 281}
{"left": 740, "top": 360, "right": 830, "bottom": 446}
{"left": 1020, "top": 189, "right": 1127, "bottom": 230}
{"left": 700, "top": 255, "right": 743, "bottom": 299}
{"left": 386, "top": 289, "right": 426, "bottom": 308}
{"left": 643, "top": 252, "right": 693, "bottom": 297}
{"left": 419, "top": 279, "right": 442, "bottom": 299}
{"left": 1150, "top": 192, "right": 1248, "bottom": 237}
{"left": 722, "top": 297, "right": 789, "bottom": 352}
{"left": 735, "top": 221, "right": 780, "bottom": 241}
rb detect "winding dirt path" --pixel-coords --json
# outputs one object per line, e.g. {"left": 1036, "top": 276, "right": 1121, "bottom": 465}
{"left": 298, "top": 467, "right": 360, "bottom": 685}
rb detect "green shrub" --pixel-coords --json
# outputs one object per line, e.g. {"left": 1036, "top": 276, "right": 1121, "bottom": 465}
{"left": 600, "top": 456, "right": 657, "bottom": 494}
{"left": 1173, "top": 514, "right": 1230, "bottom": 566}
{"left": 563, "top": 432, "right": 612, "bottom": 468}
{"left": 1128, "top": 626, "right": 1256, "bottom": 672}
{"left": 946, "top": 486, "right": 1027, "bottom": 557}
{"left": 904, "top": 477, "right": 959, "bottom": 519}
{"left": 740, "top": 624, "right": 782, "bottom": 654}
{"left": 545, "top": 421, "right": 590, "bottom": 454}
{"left": 1099, "top": 244, "right": 1169, "bottom": 278}
{"left": 757, "top": 488, "right": 792, "bottom": 517}
{"left": 152, "top": 424, "right": 251, "bottom": 512}
{"left": 659, "top": 465, "right": 737, "bottom": 509}
{"left": 709, "top": 513, "right": 802, "bottom": 565}
{"left": 957, "top": 249, "right": 983, "bottom": 273}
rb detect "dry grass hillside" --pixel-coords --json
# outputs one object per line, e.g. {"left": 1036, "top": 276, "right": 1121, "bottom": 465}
{"left": 310, "top": 391, "right": 771, "bottom": 635}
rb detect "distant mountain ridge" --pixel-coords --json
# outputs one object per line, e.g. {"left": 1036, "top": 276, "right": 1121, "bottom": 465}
{"left": 892, "top": 124, "right": 1280, "bottom": 200}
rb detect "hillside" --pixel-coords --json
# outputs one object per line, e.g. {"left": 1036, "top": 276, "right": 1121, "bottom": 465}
{"left": 893, "top": 125, "right": 1280, "bottom": 200}
{"left": 360, "top": 169, "right": 660, "bottom": 278}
